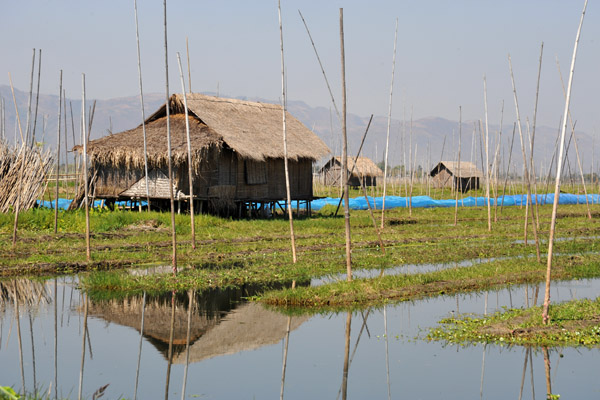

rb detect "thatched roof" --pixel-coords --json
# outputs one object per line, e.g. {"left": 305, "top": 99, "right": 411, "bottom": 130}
{"left": 87, "top": 295, "right": 307, "bottom": 363}
{"left": 172, "top": 302, "right": 307, "bottom": 364}
{"left": 81, "top": 93, "right": 330, "bottom": 168}
{"left": 80, "top": 114, "right": 221, "bottom": 169}
{"left": 430, "top": 161, "right": 483, "bottom": 178}
{"left": 320, "top": 156, "right": 383, "bottom": 177}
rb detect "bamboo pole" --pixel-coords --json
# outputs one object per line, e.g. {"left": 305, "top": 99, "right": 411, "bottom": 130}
{"left": 24, "top": 49, "right": 36, "bottom": 146}
{"left": 134, "top": 0, "right": 152, "bottom": 211}
{"left": 556, "top": 57, "right": 592, "bottom": 219}
{"left": 530, "top": 43, "right": 544, "bottom": 226}
{"left": 454, "top": 107, "right": 461, "bottom": 226}
{"left": 298, "top": 10, "right": 341, "bottom": 122}
{"left": 279, "top": 0, "right": 297, "bottom": 263}
{"left": 483, "top": 76, "right": 492, "bottom": 231}
{"left": 81, "top": 75, "right": 91, "bottom": 261}
{"left": 177, "top": 53, "right": 196, "bottom": 249}
{"left": 340, "top": 8, "right": 352, "bottom": 281}
{"left": 492, "top": 101, "right": 503, "bottom": 222}
{"left": 186, "top": 37, "right": 192, "bottom": 93}
{"left": 8, "top": 73, "right": 26, "bottom": 248}
{"left": 31, "top": 49, "right": 42, "bottom": 148}
{"left": 380, "top": 18, "right": 398, "bottom": 229}
{"left": 1, "top": 97, "right": 4, "bottom": 141}
{"left": 500, "top": 123, "right": 516, "bottom": 212}
{"left": 63, "top": 90, "right": 69, "bottom": 199}
{"left": 163, "top": 0, "right": 178, "bottom": 274}
{"left": 54, "top": 71, "right": 63, "bottom": 233}
{"left": 408, "top": 111, "right": 414, "bottom": 215}
{"left": 70, "top": 102, "right": 79, "bottom": 193}
{"left": 543, "top": 0, "right": 587, "bottom": 324}
{"left": 508, "top": 55, "right": 541, "bottom": 262}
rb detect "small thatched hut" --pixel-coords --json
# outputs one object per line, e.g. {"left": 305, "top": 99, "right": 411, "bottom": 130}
{"left": 430, "top": 161, "right": 483, "bottom": 192}
{"left": 319, "top": 156, "right": 383, "bottom": 187}
{"left": 77, "top": 93, "right": 330, "bottom": 215}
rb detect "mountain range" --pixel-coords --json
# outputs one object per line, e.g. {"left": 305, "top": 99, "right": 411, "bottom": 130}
{"left": 0, "top": 84, "right": 594, "bottom": 175}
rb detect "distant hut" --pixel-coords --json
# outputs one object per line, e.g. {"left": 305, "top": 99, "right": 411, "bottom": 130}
{"left": 319, "top": 156, "right": 383, "bottom": 188}
{"left": 430, "top": 161, "right": 483, "bottom": 192}
{"left": 75, "top": 94, "right": 330, "bottom": 215}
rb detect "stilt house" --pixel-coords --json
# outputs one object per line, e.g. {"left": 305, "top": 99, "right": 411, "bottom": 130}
{"left": 319, "top": 156, "right": 383, "bottom": 187}
{"left": 77, "top": 94, "right": 330, "bottom": 215}
{"left": 430, "top": 161, "right": 482, "bottom": 192}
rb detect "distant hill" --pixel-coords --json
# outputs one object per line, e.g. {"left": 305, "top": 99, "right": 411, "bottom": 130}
{"left": 0, "top": 84, "right": 592, "bottom": 174}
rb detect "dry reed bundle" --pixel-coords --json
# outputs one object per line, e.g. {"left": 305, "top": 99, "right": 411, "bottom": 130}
{"left": 0, "top": 141, "right": 53, "bottom": 213}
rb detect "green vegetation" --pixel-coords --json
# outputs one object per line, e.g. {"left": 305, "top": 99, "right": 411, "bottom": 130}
{"left": 1, "top": 200, "right": 598, "bottom": 304}
{"left": 427, "top": 297, "right": 600, "bottom": 347}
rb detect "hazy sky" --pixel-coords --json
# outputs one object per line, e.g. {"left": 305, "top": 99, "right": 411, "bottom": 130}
{"left": 2, "top": 1, "right": 599, "bottom": 134}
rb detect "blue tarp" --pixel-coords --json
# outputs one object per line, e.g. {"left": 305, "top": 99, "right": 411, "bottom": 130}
{"left": 307, "top": 193, "right": 600, "bottom": 211}
{"left": 36, "top": 199, "right": 147, "bottom": 210}
{"left": 38, "top": 193, "right": 598, "bottom": 212}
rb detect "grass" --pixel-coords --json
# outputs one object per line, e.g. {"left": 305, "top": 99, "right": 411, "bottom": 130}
{"left": 2, "top": 190, "right": 600, "bottom": 345}
{"left": 426, "top": 296, "right": 600, "bottom": 347}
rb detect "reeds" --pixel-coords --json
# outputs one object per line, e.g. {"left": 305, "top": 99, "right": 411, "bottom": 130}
{"left": 0, "top": 141, "right": 53, "bottom": 213}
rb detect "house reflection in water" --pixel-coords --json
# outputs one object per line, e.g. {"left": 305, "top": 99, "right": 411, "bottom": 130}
{"left": 86, "top": 286, "right": 307, "bottom": 363}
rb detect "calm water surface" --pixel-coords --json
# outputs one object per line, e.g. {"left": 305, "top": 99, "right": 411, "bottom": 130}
{"left": 1, "top": 276, "right": 599, "bottom": 399}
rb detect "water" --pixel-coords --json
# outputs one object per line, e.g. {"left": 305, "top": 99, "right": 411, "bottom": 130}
{"left": 1, "top": 277, "right": 599, "bottom": 399}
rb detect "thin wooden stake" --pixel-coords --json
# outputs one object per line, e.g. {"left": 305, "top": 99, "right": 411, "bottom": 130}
{"left": 543, "top": 0, "right": 587, "bottom": 324}
{"left": 176, "top": 53, "right": 196, "bottom": 249}
{"left": 186, "top": 37, "right": 192, "bottom": 93}
{"left": 134, "top": 0, "right": 151, "bottom": 211}
{"left": 508, "top": 55, "right": 541, "bottom": 262}
{"left": 530, "top": 43, "right": 544, "bottom": 226}
{"left": 24, "top": 49, "right": 36, "bottom": 146}
{"left": 163, "top": 0, "right": 178, "bottom": 274}
{"left": 279, "top": 0, "right": 297, "bottom": 263}
{"left": 81, "top": 75, "right": 91, "bottom": 261}
{"left": 298, "top": 10, "right": 341, "bottom": 122}
{"left": 340, "top": 8, "right": 352, "bottom": 280}
{"left": 54, "top": 71, "right": 63, "bottom": 233}
{"left": 454, "top": 106, "right": 461, "bottom": 226}
{"left": 556, "top": 57, "right": 592, "bottom": 219}
{"left": 483, "top": 76, "right": 492, "bottom": 231}
{"left": 381, "top": 18, "right": 398, "bottom": 229}
{"left": 31, "top": 49, "right": 42, "bottom": 148}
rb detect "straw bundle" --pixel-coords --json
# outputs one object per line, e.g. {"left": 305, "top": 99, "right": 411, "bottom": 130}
{"left": 0, "top": 141, "right": 53, "bottom": 213}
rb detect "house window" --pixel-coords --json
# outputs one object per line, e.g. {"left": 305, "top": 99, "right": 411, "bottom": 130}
{"left": 245, "top": 160, "right": 267, "bottom": 185}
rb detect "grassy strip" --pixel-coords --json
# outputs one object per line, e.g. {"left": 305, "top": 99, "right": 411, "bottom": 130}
{"left": 258, "top": 253, "right": 600, "bottom": 310}
{"left": 427, "top": 297, "right": 600, "bottom": 347}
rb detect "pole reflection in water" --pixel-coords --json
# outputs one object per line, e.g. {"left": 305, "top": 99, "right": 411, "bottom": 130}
{"left": 181, "top": 289, "right": 194, "bottom": 400}
{"left": 54, "top": 278, "right": 58, "bottom": 400}
{"left": 383, "top": 306, "right": 391, "bottom": 400}
{"left": 280, "top": 315, "right": 292, "bottom": 400}
{"left": 165, "top": 290, "right": 176, "bottom": 400}
{"left": 78, "top": 293, "right": 88, "bottom": 400}
{"left": 28, "top": 312, "right": 37, "bottom": 393}
{"left": 543, "top": 347, "right": 552, "bottom": 398}
{"left": 133, "top": 291, "right": 146, "bottom": 400}
{"left": 341, "top": 311, "right": 351, "bottom": 400}
{"left": 13, "top": 281, "right": 26, "bottom": 395}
